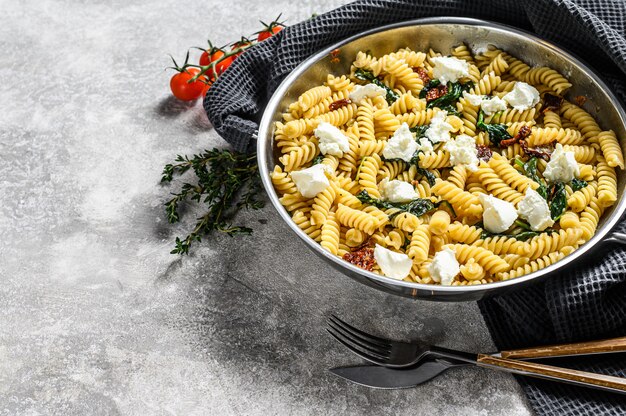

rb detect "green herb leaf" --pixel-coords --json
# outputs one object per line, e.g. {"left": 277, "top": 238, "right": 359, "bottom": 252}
{"left": 549, "top": 182, "right": 567, "bottom": 220}
{"left": 571, "top": 178, "right": 588, "bottom": 192}
{"left": 419, "top": 80, "right": 441, "bottom": 99}
{"left": 477, "top": 110, "right": 512, "bottom": 147}
{"left": 311, "top": 154, "right": 324, "bottom": 165}
{"left": 435, "top": 200, "right": 457, "bottom": 218}
{"left": 426, "top": 81, "right": 472, "bottom": 111}
{"left": 162, "top": 149, "right": 264, "bottom": 255}
{"left": 356, "top": 190, "right": 436, "bottom": 218}
{"left": 409, "top": 125, "right": 430, "bottom": 138}
{"left": 353, "top": 68, "right": 399, "bottom": 104}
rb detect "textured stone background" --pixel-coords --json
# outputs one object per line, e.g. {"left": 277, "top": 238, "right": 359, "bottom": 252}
{"left": 0, "top": 0, "right": 532, "bottom": 414}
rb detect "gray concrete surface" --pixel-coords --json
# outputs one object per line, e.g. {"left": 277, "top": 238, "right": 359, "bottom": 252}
{"left": 0, "top": 0, "right": 533, "bottom": 414}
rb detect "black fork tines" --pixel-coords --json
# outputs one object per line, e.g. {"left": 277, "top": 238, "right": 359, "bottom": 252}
{"left": 329, "top": 315, "right": 391, "bottom": 349}
{"left": 326, "top": 328, "right": 389, "bottom": 363}
{"left": 326, "top": 316, "right": 392, "bottom": 364}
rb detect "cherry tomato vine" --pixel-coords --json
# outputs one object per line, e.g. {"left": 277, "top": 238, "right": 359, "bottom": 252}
{"left": 168, "top": 14, "right": 285, "bottom": 101}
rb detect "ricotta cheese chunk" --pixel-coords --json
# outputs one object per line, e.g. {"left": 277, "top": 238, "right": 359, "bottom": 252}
{"left": 290, "top": 164, "right": 330, "bottom": 198}
{"left": 427, "top": 247, "right": 460, "bottom": 285}
{"left": 517, "top": 188, "right": 555, "bottom": 231}
{"left": 383, "top": 123, "right": 418, "bottom": 162}
{"left": 444, "top": 134, "right": 480, "bottom": 171}
{"left": 374, "top": 244, "right": 413, "bottom": 280}
{"left": 430, "top": 56, "right": 470, "bottom": 84}
{"left": 478, "top": 194, "right": 518, "bottom": 233}
{"left": 379, "top": 178, "right": 419, "bottom": 203}
{"left": 543, "top": 143, "right": 580, "bottom": 183}
{"left": 480, "top": 96, "right": 508, "bottom": 116}
{"left": 349, "top": 83, "right": 386, "bottom": 104}
{"left": 314, "top": 121, "right": 350, "bottom": 157}
{"left": 503, "top": 82, "right": 540, "bottom": 111}
{"left": 425, "top": 110, "right": 454, "bottom": 144}
{"left": 462, "top": 91, "right": 485, "bottom": 106}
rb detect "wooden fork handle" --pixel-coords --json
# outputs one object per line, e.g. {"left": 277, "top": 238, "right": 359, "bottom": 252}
{"left": 499, "top": 336, "right": 626, "bottom": 359}
{"left": 477, "top": 354, "right": 626, "bottom": 394}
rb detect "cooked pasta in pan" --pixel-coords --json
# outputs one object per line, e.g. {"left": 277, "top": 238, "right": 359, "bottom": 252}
{"left": 271, "top": 44, "right": 624, "bottom": 285}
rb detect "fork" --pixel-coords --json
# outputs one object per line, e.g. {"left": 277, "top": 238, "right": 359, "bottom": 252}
{"left": 327, "top": 314, "right": 626, "bottom": 368}
{"left": 327, "top": 315, "right": 626, "bottom": 394}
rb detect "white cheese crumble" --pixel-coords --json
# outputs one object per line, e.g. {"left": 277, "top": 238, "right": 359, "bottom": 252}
{"left": 517, "top": 188, "right": 555, "bottom": 231}
{"left": 290, "top": 164, "right": 330, "bottom": 198}
{"left": 425, "top": 110, "right": 454, "bottom": 144}
{"left": 349, "top": 83, "right": 386, "bottom": 104}
{"left": 427, "top": 247, "right": 460, "bottom": 285}
{"left": 417, "top": 137, "right": 434, "bottom": 153}
{"left": 462, "top": 91, "right": 484, "bottom": 106}
{"left": 379, "top": 178, "right": 419, "bottom": 203}
{"left": 481, "top": 96, "right": 508, "bottom": 116}
{"left": 543, "top": 143, "right": 580, "bottom": 183}
{"left": 382, "top": 123, "right": 418, "bottom": 162}
{"left": 503, "top": 82, "right": 540, "bottom": 111}
{"left": 430, "top": 56, "right": 470, "bottom": 84}
{"left": 444, "top": 134, "right": 480, "bottom": 171}
{"left": 314, "top": 121, "right": 350, "bottom": 157}
{"left": 373, "top": 244, "right": 413, "bottom": 280}
{"left": 478, "top": 194, "right": 518, "bottom": 233}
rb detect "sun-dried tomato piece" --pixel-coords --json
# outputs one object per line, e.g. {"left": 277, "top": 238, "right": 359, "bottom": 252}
{"left": 500, "top": 125, "right": 532, "bottom": 148}
{"left": 425, "top": 85, "right": 448, "bottom": 102}
{"left": 328, "top": 98, "right": 351, "bottom": 111}
{"left": 412, "top": 67, "right": 431, "bottom": 84}
{"left": 519, "top": 139, "right": 553, "bottom": 161}
{"left": 542, "top": 93, "right": 564, "bottom": 113}
{"left": 343, "top": 246, "right": 375, "bottom": 272}
{"left": 575, "top": 95, "right": 587, "bottom": 107}
{"left": 475, "top": 144, "right": 493, "bottom": 162}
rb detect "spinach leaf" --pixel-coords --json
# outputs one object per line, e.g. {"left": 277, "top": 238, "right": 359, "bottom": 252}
{"left": 409, "top": 125, "right": 430, "bottom": 138}
{"left": 549, "top": 182, "right": 567, "bottom": 220}
{"left": 426, "top": 81, "right": 472, "bottom": 112}
{"left": 516, "top": 156, "right": 549, "bottom": 198}
{"left": 571, "top": 178, "right": 588, "bottom": 192}
{"left": 353, "top": 68, "right": 399, "bottom": 105}
{"left": 356, "top": 190, "right": 436, "bottom": 218}
{"left": 418, "top": 80, "right": 441, "bottom": 99}
{"left": 407, "top": 151, "right": 436, "bottom": 186}
{"left": 436, "top": 200, "right": 457, "bottom": 218}
{"left": 311, "top": 154, "right": 324, "bottom": 165}
{"left": 477, "top": 110, "right": 513, "bottom": 147}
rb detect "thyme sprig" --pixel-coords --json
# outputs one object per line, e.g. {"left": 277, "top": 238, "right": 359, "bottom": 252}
{"left": 161, "top": 149, "right": 264, "bottom": 255}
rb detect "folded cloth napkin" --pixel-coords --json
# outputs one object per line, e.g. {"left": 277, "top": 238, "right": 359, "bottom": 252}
{"left": 204, "top": 1, "right": 626, "bottom": 414}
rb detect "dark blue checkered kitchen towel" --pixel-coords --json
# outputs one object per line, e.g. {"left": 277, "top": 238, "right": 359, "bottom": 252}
{"left": 204, "top": 1, "right": 626, "bottom": 414}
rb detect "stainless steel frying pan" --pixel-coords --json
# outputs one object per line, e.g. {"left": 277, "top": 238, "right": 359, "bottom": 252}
{"left": 257, "top": 17, "right": 626, "bottom": 301}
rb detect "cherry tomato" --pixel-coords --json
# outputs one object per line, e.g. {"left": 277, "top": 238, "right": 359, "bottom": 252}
{"left": 257, "top": 25, "right": 283, "bottom": 41}
{"left": 170, "top": 68, "right": 205, "bottom": 101}
{"left": 199, "top": 48, "right": 232, "bottom": 74}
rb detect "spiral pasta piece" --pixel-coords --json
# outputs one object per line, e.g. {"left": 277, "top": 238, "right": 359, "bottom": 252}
{"left": 448, "top": 222, "right": 482, "bottom": 244}
{"left": 336, "top": 203, "right": 378, "bottom": 234}
{"left": 408, "top": 224, "right": 430, "bottom": 262}
{"left": 279, "top": 141, "right": 318, "bottom": 172}
{"left": 298, "top": 86, "right": 332, "bottom": 112}
{"left": 597, "top": 130, "right": 624, "bottom": 169}
{"left": 525, "top": 67, "right": 572, "bottom": 95}
{"left": 320, "top": 211, "right": 340, "bottom": 254}
{"left": 475, "top": 162, "right": 524, "bottom": 204}
{"left": 489, "top": 153, "right": 539, "bottom": 193}
{"left": 527, "top": 228, "right": 582, "bottom": 260}
{"left": 271, "top": 166, "right": 298, "bottom": 195}
{"left": 543, "top": 110, "right": 561, "bottom": 129}
{"left": 566, "top": 181, "right": 597, "bottom": 212}
{"left": 498, "top": 252, "right": 565, "bottom": 280}
{"left": 445, "top": 244, "right": 509, "bottom": 275}
{"left": 418, "top": 151, "right": 451, "bottom": 169}
{"left": 481, "top": 53, "right": 509, "bottom": 77}
{"left": 432, "top": 179, "right": 483, "bottom": 217}
{"left": 311, "top": 180, "right": 338, "bottom": 225}
{"left": 596, "top": 156, "right": 617, "bottom": 207}
{"left": 292, "top": 210, "right": 321, "bottom": 242}
{"left": 357, "top": 154, "right": 381, "bottom": 197}
{"left": 472, "top": 236, "right": 530, "bottom": 256}
{"left": 429, "top": 210, "right": 451, "bottom": 235}
{"left": 460, "top": 259, "right": 486, "bottom": 281}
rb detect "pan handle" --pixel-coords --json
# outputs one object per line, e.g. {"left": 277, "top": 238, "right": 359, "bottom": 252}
{"left": 603, "top": 232, "right": 626, "bottom": 245}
